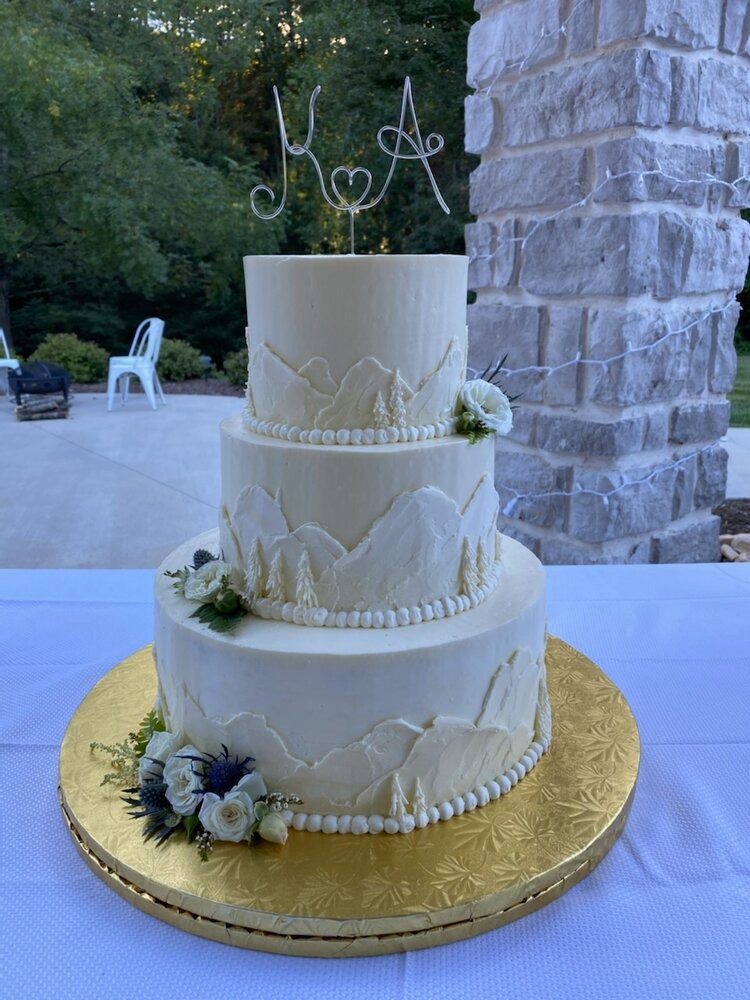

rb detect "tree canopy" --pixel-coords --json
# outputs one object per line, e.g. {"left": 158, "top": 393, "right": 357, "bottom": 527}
{"left": 1, "top": 1, "right": 474, "bottom": 359}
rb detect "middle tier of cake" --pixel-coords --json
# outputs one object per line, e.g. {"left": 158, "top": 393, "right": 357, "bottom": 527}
{"left": 219, "top": 414, "right": 501, "bottom": 626}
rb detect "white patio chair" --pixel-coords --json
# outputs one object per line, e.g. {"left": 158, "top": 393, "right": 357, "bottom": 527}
{"left": 0, "top": 328, "right": 21, "bottom": 400}
{"left": 107, "top": 318, "right": 166, "bottom": 411}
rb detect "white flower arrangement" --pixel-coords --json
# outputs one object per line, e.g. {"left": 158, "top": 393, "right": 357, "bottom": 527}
{"left": 93, "top": 713, "right": 300, "bottom": 859}
{"left": 459, "top": 380, "right": 513, "bottom": 436}
{"left": 456, "top": 357, "right": 515, "bottom": 444}
{"left": 165, "top": 548, "right": 250, "bottom": 633}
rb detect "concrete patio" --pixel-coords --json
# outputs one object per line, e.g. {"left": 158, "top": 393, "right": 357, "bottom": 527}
{"left": 2, "top": 392, "right": 749, "bottom": 568}
{"left": 2, "top": 392, "right": 240, "bottom": 568}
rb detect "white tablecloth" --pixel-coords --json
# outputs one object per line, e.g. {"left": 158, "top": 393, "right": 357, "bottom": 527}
{"left": 1, "top": 564, "right": 748, "bottom": 999}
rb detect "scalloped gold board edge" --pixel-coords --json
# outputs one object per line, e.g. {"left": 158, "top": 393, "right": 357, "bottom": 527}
{"left": 59, "top": 637, "right": 639, "bottom": 956}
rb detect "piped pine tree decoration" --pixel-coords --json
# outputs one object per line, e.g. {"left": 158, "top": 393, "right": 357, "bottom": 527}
{"left": 267, "top": 551, "right": 286, "bottom": 603}
{"left": 373, "top": 390, "right": 390, "bottom": 429}
{"left": 245, "top": 537, "right": 267, "bottom": 600}
{"left": 389, "top": 773, "right": 409, "bottom": 823}
{"left": 412, "top": 777, "right": 427, "bottom": 816}
{"left": 389, "top": 370, "right": 408, "bottom": 428}
{"left": 477, "top": 537, "right": 491, "bottom": 588}
{"left": 460, "top": 537, "right": 480, "bottom": 596}
{"left": 295, "top": 549, "right": 318, "bottom": 609}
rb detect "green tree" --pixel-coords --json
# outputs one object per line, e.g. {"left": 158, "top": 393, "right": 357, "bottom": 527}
{"left": 1, "top": 1, "right": 474, "bottom": 357}
{"left": 0, "top": 1, "right": 281, "bottom": 352}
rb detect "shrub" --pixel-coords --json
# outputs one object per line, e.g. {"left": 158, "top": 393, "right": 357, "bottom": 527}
{"left": 222, "top": 348, "right": 248, "bottom": 386}
{"left": 157, "top": 338, "right": 204, "bottom": 381}
{"left": 28, "top": 333, "right": 108, "bottom": 383}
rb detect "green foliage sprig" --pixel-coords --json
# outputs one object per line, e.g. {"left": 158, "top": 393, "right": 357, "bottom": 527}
{"left": 90, "top": 710, "right": 165, "bottom": 787}
{"left": 456, "top": 410, "right": 494, "bottom": 443}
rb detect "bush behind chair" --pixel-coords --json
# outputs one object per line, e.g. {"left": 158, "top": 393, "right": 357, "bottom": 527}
{"left": 28, "top": 333, "right": 108, "bottom": 383}
{"left": 157, "top": 338, "right": 204, "bottom": 381}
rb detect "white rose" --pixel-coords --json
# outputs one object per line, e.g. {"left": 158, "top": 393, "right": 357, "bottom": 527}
{"left": 138, "top": 729, "right": 184, "bottom": 785}
{"left": 183, "top": 560, "right": 233, "bottom": 602}
{"left": 163, "top": 745, "right": 205, "bottom": 816}
{"left": 199, "top": 787, "right": 255, "bottom": 842}
{"left": 258, "top": 811, "right": 288, "bottom": 845}
{"left": 235, "top": 771, "right": 267, "bottom": 801}
{"left": 459, "top": 380, "right": 513, "bottom": 436}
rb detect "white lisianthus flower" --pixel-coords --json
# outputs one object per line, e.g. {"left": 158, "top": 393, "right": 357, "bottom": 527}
{"left": 184, "top": 560, "right": 233, "bottom": 602}
{"left": 163, "top": 745, "right": 205, "bottom": 816}
{"left": 138, "top": 729, "right": 184, "bottom": 784}
{"left": 459, "top": 380, "right": 513, "bottom": 435}
{"left": 258, "top": 811, "right": 289, "bottom": 845}
{"left": 199, "top": 787, "right": 255, "bottom": 842}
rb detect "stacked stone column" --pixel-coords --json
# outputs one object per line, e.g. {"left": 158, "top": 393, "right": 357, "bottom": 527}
{"left": 466, "top": 0, "right": 750, "bottom": 562}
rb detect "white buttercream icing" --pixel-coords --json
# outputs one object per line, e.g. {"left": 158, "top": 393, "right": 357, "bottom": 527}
{"left": 244, "top": 255, "right": 468, "bottom": 431}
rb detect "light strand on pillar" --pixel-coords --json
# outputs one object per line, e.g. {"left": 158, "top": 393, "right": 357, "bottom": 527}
{"left": 466, "top": 300, "right": 736, "bottom": 383}
{"left": 470, "top": 0, "right": 591, "bottom": 92}
{"left": 500, "top": 443, "right": 719, "bottom": 517}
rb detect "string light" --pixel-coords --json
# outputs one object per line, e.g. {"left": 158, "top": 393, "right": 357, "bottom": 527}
{"left": 466, "top": 301, "right": 736, "bottom": 383}
{"left": 470, "top": 0, "right": 591, "bottom": 91}
{"left": 499, "top": 443, "right": 718, "bottom": 517}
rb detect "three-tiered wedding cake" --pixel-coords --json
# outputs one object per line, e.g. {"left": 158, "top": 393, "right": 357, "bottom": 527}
{"left": 154, "top": 254, "right": 550, "bottom": 835}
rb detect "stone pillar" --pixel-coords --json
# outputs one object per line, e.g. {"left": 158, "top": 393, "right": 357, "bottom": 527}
{"left": 466, "top": 0, "right": 750, "bottom": 563}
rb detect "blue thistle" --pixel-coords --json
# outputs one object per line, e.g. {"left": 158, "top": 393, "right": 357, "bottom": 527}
{"left": 122, "top": 780, "right": 181, "bottom": 842}
{"left": 192, "top": 548, "right": 218, "bottom": 570}
{"left": 178, "top": 744, "right": 255, "bottom": 798}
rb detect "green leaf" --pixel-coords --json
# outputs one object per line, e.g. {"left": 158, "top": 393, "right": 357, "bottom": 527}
{"left": 189, "top": 604, "right": 218, "bottom": 623}
{"left": 182, "top": 814, "right": 200, "bottom": 841}
{"left": 189, "top": 602, "right": 246, "bottom": 633}
{"left": 208, "top": 611, "right": 246, "bottom": 633}
{"left": 254, "top": 801, "right": 270, "bottom": 821}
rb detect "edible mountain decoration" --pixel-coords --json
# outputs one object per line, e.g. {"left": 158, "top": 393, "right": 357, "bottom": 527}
{"left": 220, "top": 477, "right": 499, "bottom": 616}
{"left": 158, "top": 647, "right": 545, "bottom": 816}
{"left": 247, "top": 338, "right": 463, "bottom": 432}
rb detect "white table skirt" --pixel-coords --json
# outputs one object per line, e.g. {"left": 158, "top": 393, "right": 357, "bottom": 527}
{"left": 1, "top": 564, "right": 748, "bottom": 999}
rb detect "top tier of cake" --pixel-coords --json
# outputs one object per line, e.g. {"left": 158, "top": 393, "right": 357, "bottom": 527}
{"left": 243, "top": 254, "right": 468, "bottom": 438}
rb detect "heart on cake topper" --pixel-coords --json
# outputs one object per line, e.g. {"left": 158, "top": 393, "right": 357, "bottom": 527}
{"left": 330, "top": 167, "right": 373, "bottom": 211}
{"left": 250, "top": 77, "right": 450, "bottom": 253}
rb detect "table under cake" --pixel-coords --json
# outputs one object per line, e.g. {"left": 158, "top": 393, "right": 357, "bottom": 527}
{"left": 1, "top": 563, "right": 748, "bottom": 998}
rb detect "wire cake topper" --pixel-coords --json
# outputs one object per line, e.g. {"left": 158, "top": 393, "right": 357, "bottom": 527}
{"left": 250, "top": 77, "right": 450, "bottom": 253}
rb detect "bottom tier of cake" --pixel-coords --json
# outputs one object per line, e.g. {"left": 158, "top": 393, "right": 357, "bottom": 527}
{"left": 154, "top": 531, "right": 550, "bottom": 831}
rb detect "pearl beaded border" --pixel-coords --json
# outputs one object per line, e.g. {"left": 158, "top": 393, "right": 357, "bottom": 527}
{"left": 242, "top": 410, "right": 458, "bottom": 446}
{"left": 278, "top": 737, "right": 550, "bottom": 835}
{"left": 251, "top": 561, "right": 502, "bottom": 629}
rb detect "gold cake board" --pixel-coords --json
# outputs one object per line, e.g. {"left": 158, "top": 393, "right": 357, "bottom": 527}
{"left": 59, "top": 638, "right": 639, "bottom": 957}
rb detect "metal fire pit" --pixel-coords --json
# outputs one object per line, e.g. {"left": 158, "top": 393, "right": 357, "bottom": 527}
{"left": 9, "top": 361, "right": 72, "bottom": 404}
